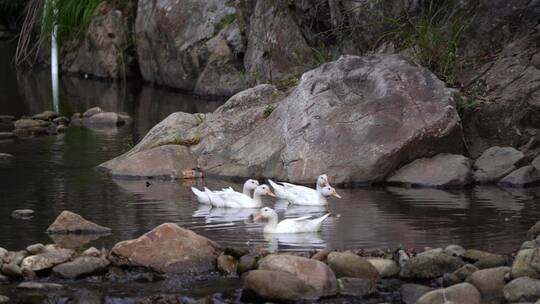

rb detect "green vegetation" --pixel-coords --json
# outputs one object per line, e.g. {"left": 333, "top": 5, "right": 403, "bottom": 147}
{"left": 262, "top": 104, "right": 277, "bottom": 119}
{"left": 377, "top": 0, "right": 474, "bottom": 84}
{"left": 154, "top": 136, "right": 201, "bottom": 148}
{"left": 217, "top": 13, "right": 236, "bottom": 31}
{"left": 41, "top": 0, "right": 102, "bottom": 44}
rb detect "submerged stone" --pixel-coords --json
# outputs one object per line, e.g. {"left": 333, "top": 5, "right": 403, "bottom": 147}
{"left": 47, "top": 210, "right": 111, "bottom": 234}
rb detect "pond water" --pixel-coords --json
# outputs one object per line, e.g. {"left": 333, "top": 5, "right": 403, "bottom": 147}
{"left": 1, "top": 41, "right": 540, "bottom": 258}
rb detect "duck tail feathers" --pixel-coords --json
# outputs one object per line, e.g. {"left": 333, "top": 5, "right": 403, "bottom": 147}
{"left": 191, "top": 187, "right": 210, "bottom": 204}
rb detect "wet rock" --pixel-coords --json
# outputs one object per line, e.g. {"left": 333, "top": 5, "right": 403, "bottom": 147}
{"left": 83, "top": 107, "right": 102, "bottom": 118}
{"left": 0, "top": 153, "right": 14, "bottom": 167}
{"left": 445, "top": 244, "right": 466, "bottom": 257}
{"left": 109, "top": 223, "right": 220, "bottom": 273}
{"left": 22, "top": 268, "right": 37, "bottom": 280}
{"left": 400, "top": 249, "right": 465, "bottom": 279}
{"left": 244, "top": 0, "right": 312, "bottom": 84}
{"left": 258, "top": 254, "right": 337, "bottom": 298}
{"left": 238, "top": 252, "right": 264, "bottom": 274}
{"left": 499, "top": 165, "right": 540, "bottom": 187}
{"left": 135, "top": 0, "right": 236, "bottom": 90}
{"left": 1, "top": 263, "right": 22, "bottom": 277}
{"left": 463, "top": 249, "right": 506, "bottom": 269}
{"left": 53, "top": 116, "right": 70, "bottom": 125}
{"left": 337, "top": 277, "right": 376, "bottom": 297}
{"left": 49, "top": 233, "right": 103, "bottom": 248}
{"left": 26, "top": 243, "right": 45, "bottom": 255}
{"left": 387, "top": 154, "right": 473, "bottom": 187}
{"left": 11, "top": 209, "right": 34, "bottom": 219}
{"left": 0, "top": 248, "right": 6, "bottom": 261}
{"left": 503, "top": 277, "right": 540, "bottom": 302}
{"left": 522, "top": 240, "right": 538, "bottom": 250}
{"left": 473, "top": 147, "right": 525, "bottom": 183}
{"left": 417, "top": 282, "right": 481, "bottom": 304}
{"left": 511, "top": 248, "right": 540, "bottom": 279}
{"left": 64, "top": 2, "right": 134, "bottom": 79}
{"left": 367, "top": 258, "right": 400, "bottom": 278}
{"left": 468, "top": 266, "right": 510, "bottom": 302}
{"left": 82, "top": 112, "right": 132, "bottom": 129}
{"left": 3, "top": 250, "right": 26, "bottom": 265}
{"left": 52, "top": 256, "right": 110, "bottom": 279}
{"left": 17, "top": 282, "right": 64, "bottom": 291}
{"left": 32, "top": 110, "right": 59, "bottom": 121}
{"left": 243, "top": 269, "right": 315, "bottom": 301}
{"left": 14, "top": 118, "right": 48, "bottom": 129}
{"left": 20, "top": 247, "right": 75, "bottom": 271}
{"left": 99, "top": 145, "right": 197, "bottom": 179}
{"left": 13, "top": 126, "right": 50, "bottom": 136}
{"left": 311, "top": 248, "right": 332, "bottom": 261}
{"left": 47, "top": 210, "right": 112, "bottom": 234}
{"left": 399, "top": 284, "right": 434, "bottom": 304}
{"left": 81, "top": 247, "right": 101, "bottom": 257}
{"left": 443, "top": 264, "right": 479, "bottom": 286}
{"left": 56, "top": 124, "right": 68, "bottom": 133}
{"left": 104, "top": 54, "right": 462, "bottom": 183}
{"left": 217, "top": 254, "right": 238, "bottom": 275}
{"left": 135, "top": 294, "right": 183, "bottom": 304}
{"left": 327, "top": 252, "right": 379, "bottom": 281}
{"left": 0, "top": 295, "right": 9, "bottom": 303}
{"left": 0, "top": 132, "right": 15, "bottom": 140}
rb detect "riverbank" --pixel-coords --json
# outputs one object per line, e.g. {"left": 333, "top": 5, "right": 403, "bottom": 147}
{"left": 2, "top": 210, "right": 540, "bottom": 303}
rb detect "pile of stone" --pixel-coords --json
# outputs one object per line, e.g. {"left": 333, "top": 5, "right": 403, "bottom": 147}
{"left": 5, "top": 209, "right": 540, "bottom": 303}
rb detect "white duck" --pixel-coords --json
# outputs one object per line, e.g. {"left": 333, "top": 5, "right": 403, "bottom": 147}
{"left": 205, "top": 184, "right": 276, "bottom": 208}
{"left": 191, "top": 179, "right": 259, "bottom": 204}
{"left": 269, "top": 174, "right": 330, "bottom": 201}
{"left": 279, "top": 184, "right": 341, "bottom": 206}
{"left": 254, "top": 207, "right": 331, "bottom": 234}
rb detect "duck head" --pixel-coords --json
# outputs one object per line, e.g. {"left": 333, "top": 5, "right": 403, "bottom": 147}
{"left": 244, "top": 179, "right": 260, "bottom": 191}
{"left": 254, "top": 207, "right": 277, "bottom": 221}
{"left": 321, "top": 185, "right": 341, "bottom": 198}
{"left": 254, "top": 184, "right": 276, "bottom": 198}
{"left": 317, "top": 174, "right": 329, "bottom": 188}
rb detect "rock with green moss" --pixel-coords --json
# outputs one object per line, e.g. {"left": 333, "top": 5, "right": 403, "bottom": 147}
{"left": 511, "top": 248, "right": 540, "bottom": 279}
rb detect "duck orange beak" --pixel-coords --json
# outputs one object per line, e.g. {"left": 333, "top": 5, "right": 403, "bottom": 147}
{"left": 266, "top": 190, "right": 276, "bottom": 198}
{"left": 332, "top": 191, "right": 341, "bottom": 199}
{"left": 253, "top": 212, "right": 263, "bottom": 221}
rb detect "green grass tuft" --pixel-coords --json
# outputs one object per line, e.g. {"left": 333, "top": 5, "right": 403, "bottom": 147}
{"left": 377, "top": 0, "right": 474, "bottom": 84}
{"left": 262, "top": 104, "right": 277, "bottom": 119}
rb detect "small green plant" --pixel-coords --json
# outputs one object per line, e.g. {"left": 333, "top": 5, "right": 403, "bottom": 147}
{"left": 217, "top": 13, "right": 236, "bottom": 31}
{"left": 42, "top": 0, "right": 103, "bottom": 44}
{"left": 377, "top": 0, "right": 474, "bottom": 83}
{"left": 262, "top": 104, "right": 277, "bottom": 119}
{"left": 273, "top": 74, "right": 299, "bottom": 91}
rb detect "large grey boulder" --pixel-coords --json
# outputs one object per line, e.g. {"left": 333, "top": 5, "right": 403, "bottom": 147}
{"left": 400, "top": 249, "right": 465, "bottom": 279}
{"left": 102, "top": 55, "right": 463, "bottom": 183}
{"left": 504, "top": 277, "right": 540, "bottom": 302}
{"left": 416, "top": 283, "right": 481, "bottom": 304}
{"left": 135, "top": 0, "right": 239, "bottom": 92}
{"left": 473, "top": 146, "right": 525, "bottom": 183}
{"left": 499, "top": 165, "right": 540, "bottom": 187}
{"left": 387, "top": 153, "right": 472, "bottom": 187}
{"left": 109, "top": 223, "right": 221, "bottom": 273}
